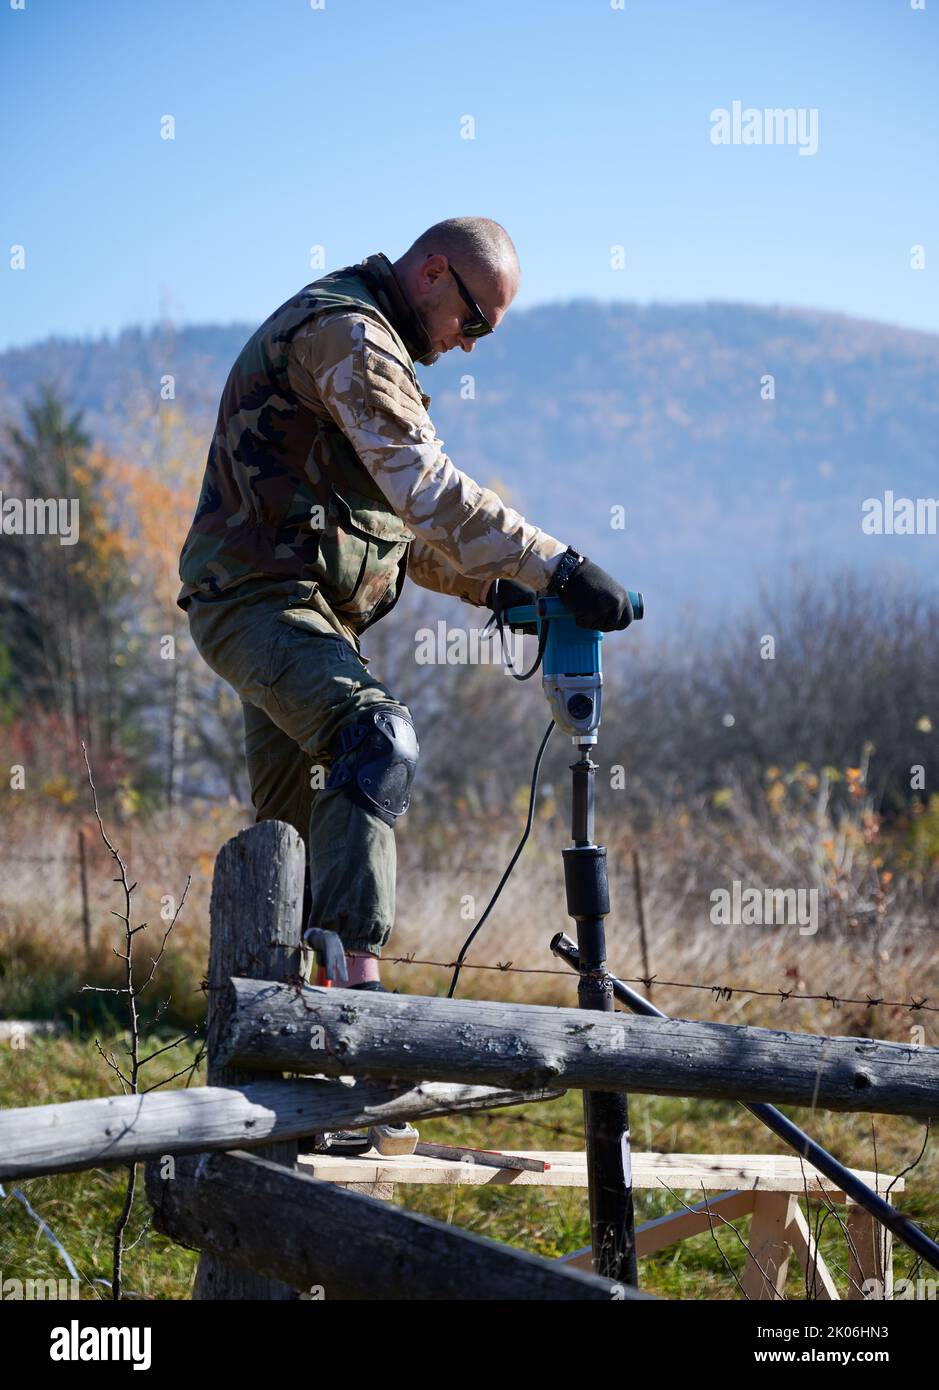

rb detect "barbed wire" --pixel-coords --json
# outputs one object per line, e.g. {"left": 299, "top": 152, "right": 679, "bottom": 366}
{"left": 4, "top": 855, "right": 936, "bottom": 1017}
{"left": 383, "top": 953, "right": 938, "bottom": 1016}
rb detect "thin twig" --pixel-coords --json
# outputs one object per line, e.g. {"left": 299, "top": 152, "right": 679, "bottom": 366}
{"left": 81, "top": 741, "right": 193, "bottom": 1301}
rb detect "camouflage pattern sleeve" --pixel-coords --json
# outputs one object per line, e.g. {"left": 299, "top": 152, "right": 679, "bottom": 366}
{"left": 406, "top": 536, "right": 491, "bottom": 607}
{"left": 287, "top": 313, "right": 568, "bottom": 594}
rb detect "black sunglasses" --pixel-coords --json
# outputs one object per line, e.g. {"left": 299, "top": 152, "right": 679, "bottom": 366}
{"left": 447, "top": 263, "right": 493, "bottom": 339}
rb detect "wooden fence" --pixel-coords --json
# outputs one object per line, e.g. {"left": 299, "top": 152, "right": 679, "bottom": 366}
{"left": 3, "top": 819, "right": 938, "bottom": 1300}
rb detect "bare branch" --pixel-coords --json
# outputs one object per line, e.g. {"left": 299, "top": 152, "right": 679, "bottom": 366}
{"left": 138, "top": 876, "right": 192, "bottom": 994}
{"left": 141, "top": 1048, "right": 207, "bottom": 1093}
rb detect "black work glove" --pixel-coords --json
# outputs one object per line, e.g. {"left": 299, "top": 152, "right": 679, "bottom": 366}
{"left": 557, "top": 558, "right": 634, "bottom": 631}
{"left": 485, "top": 577, "right": 538, "bottom": 634}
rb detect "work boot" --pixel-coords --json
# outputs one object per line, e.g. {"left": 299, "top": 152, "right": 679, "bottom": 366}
{"left": 303, "top": 1120, "right": 419, "bottom": 1157}
{"left": 306, "top": 1130, "right": 372, "bottom": 1156}
{"left": 369, "top": 1122, "right": 419, "bottom": 1156}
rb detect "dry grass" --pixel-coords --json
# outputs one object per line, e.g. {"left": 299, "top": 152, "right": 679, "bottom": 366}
{"left": 3, "top": 780, "right": 937, "bottom": 1039}
{"left": 391, "top": 804, "right": 939, "bottom": 1047}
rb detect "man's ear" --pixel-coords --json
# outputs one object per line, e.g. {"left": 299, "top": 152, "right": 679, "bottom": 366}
{"left": 421, "top": 253, "right": 448, "bottom": 289}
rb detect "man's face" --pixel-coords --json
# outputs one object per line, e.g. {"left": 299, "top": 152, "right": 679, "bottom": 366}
{"left": 410, "top": 254, "right": 516, "bottom": 358}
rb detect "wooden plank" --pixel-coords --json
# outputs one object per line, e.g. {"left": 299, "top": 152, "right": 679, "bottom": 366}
{"left": 787, "top": 1200, "right": 840, "bottom": 1300}
{"left": 146, "top": 1149, "right": 652, "bottom": 1301}
{"left": 219, "top": 978, "right": 939, "bottom": 1119}
{"left": 298, "top": 1149, "right": 581, "bottom": 1187}
{"left": 475, "top": 1149, "right": 902, "bottom": 1190}
{"left": 742, "top": 1193, "right": 796, "bottom": 1299}
{"left": 634, "top": 1190, "right": 758, "bottom": 1256}
{"left": 337, "top": 1179, "right": 396, "bottom": 1202}
{"left": 846, "top": 1199, "right": 894, "bottom": 1300}
{"left": 298, "top": 1149, "right": 901, "bottom": 1195}
{"left": 626, "top": 1153, "right": 903, "bottom": 1194}
{"left": 561, "top": 1192, "right": 759, "bottom": 1269}
{"left": 0, "top": 1080, "right": 564, "bottom": 1183}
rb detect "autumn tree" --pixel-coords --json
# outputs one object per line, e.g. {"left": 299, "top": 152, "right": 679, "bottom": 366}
{"left": 0, "top": 386, "right": 133, "bottom": 778}
{"left": 100, "top": 396, "right": 248, "bottom": 808}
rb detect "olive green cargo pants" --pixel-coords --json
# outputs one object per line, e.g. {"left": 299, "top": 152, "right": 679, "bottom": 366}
{"left": 186, "top": 578, "right": 413, "bottom": 959}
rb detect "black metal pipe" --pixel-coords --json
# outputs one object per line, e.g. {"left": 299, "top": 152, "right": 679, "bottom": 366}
{"left": 551, "top": 930, "right": 939, "bottom": 1274}
{"left": 570, "top": 748, "right": 595, "bottom": 846}
{"left": 562, "top": 750, "right": 637, "bottom": 1285}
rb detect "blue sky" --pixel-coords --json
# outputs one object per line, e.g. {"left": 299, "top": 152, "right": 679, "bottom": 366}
{"left": 1, "top": 0, "right": 936, "bottom": 351}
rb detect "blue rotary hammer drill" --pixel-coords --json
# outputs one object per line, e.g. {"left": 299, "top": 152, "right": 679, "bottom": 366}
{"left": 502, "top": 592, "right": 644, "bottom": 742}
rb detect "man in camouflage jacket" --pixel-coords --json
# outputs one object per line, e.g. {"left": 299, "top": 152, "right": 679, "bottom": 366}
{"left": 178, "top": 217, "right": 634, "bottom": 988}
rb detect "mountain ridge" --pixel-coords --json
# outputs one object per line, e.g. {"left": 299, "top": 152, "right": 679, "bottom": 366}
{"left": 2, "top": 300, "right": 937, "bottom": 616}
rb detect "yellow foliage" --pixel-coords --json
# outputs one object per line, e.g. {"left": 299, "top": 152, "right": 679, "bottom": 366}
{"left": 116, "top": 779, "right": 142, "bottom": 818}
{"left": 41, "top": 776, "right": 77, "bottom": 805}
{"left": 91, "top": 408, "right": 206, "bottom": 618}
{"left": 903, "top": 794, "right": 939, "bottom": 870}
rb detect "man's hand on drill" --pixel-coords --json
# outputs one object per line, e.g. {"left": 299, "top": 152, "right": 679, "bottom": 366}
{"left": 485, "top": 577, "right": 539, "bottom": 633}
{"left": 488, "top": 561, "right": 634, "bottom": 633}
{"left": 552, "top": 552, "right": 634, "bottom": 631}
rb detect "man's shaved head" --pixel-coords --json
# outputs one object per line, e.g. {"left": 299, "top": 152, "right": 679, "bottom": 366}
{"left": 393, "top": 217, "right": 520, "bottom": 362}
{"left": 401, "top": 217, "right": 520, "bottom": 295}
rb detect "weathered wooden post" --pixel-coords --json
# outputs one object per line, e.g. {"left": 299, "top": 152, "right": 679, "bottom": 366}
{"left": 170, "top": 820, "right": 305, "bottom": 1300}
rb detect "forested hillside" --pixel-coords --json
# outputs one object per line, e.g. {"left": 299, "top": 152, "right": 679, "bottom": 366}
{"left": 3, "top": 299, "right": 937, "bottom": 616}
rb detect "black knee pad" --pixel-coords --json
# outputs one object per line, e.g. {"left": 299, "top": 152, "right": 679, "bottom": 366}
{"left": 325, "top": 707, "right": 419, "bottom": 827}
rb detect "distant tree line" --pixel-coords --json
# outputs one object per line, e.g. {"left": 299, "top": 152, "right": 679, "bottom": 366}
{"left": 1, "top": 388, "right": 934, "bottom": 830}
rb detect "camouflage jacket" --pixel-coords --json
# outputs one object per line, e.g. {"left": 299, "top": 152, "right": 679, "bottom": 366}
{"left": 177, "top": 253, "right": 566, "bottom": 636}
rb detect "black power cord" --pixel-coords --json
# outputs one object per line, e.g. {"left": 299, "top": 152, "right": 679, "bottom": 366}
{"left": 485, "top": 581, "right": 550, "bottom": 682}
{"left": 447, "top": 718, "right": 556, "bottom": 999}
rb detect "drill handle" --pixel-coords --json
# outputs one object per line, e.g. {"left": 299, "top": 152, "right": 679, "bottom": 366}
{"left": 505, "top": 591, "right": 644, "bottom": 628}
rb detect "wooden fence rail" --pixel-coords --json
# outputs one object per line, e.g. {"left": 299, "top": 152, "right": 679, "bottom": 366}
{"left": 0, "top": 1078, "right": 563, "bottom": 1184}
{"left": 218, "top": 975, "right": 939, "bottom": 1119}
